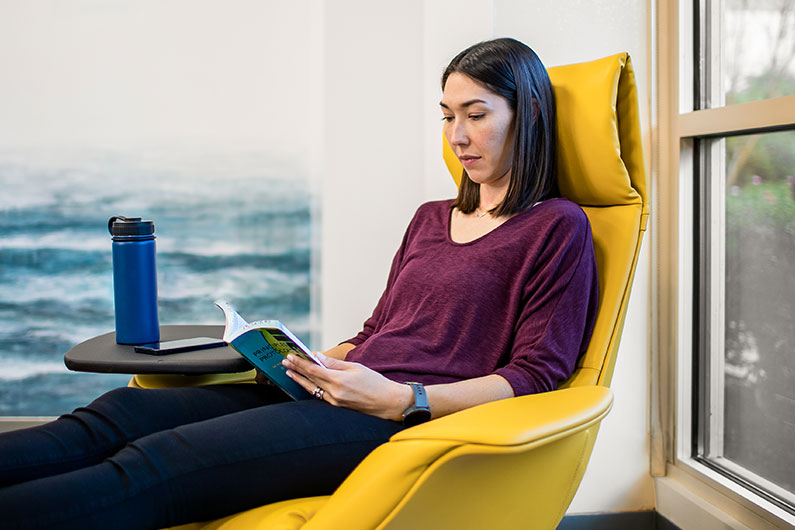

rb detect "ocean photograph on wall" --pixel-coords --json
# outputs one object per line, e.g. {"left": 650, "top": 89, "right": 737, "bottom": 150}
{"left": 0, "top": 149, "right": 312, "bottom": 415}
{"left": 0, "top": 1, "right": 317, "bottom": 416}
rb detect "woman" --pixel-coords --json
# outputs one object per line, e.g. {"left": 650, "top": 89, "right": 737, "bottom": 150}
{"left": 0, "top": 38, "right": 597, "bottom": 529}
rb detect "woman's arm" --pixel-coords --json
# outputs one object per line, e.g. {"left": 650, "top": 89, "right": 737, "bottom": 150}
{"left": 283, "top": 354, "right": 514, "bottom": 422}
{"left": 423, "top": 374, "right": 514, "bottom": 419}
{"left": 321, "top": 342, "right": 356, "bottom": 361}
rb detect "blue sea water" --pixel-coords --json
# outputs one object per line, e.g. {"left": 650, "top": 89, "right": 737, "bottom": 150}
{"left": 0, "top": 149, "right": 314, "bottom": 416}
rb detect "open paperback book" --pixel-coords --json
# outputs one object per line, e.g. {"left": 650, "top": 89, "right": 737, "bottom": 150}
{"left": 214, "top": 299, "right": 325, "bottom": 400}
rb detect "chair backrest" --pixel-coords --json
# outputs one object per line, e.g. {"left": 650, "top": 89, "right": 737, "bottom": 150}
{"left": 443, "top": 52, "right": 648, "bottom": 388}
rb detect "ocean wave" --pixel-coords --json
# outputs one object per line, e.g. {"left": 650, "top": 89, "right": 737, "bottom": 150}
{"left": 0, "top": 248, "right": 110, "bottom": 277}
{"left": 0, "top": 320, "right": 114, "bottom": 358}
{"left": 0, "top": 249, "right": 310, "bottom": 297}
{"left": 0, "top": 299, "right": 113, "bottom": 328}
{"left": 160, "top": 264, "right": 307, "bottom": 297}
{"left": 0, "top": 358, "right": 69, "bottom": 381}
{"left": 0, "top": 268, "right": 310, "bottom": 346}
{"left": 0, "top": 182, "right": 311, "bottom": 218}
{"left": 0, "top": 253, "right": 310, "bottom": 301}
{"left": 0, "top": 223, "right": 310, "bottom": 257}
{"left": 0, "top": 278, "right": 309, "bottom": 329}
{"left": 0, "top": 233, "right": 112, "bottom": 253}
{"left": 0, "top": 371, "right": 132, "bottom": 416}
{"left": 162, "top": 250, "right": 310, "bottom": 273}
{"left": 0, "top": 269, "right": 114, "bottom": 306}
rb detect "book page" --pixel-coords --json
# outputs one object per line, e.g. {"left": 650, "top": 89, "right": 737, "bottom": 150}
{"left": 214, "top": 299, "right": 249, "bottom": 342}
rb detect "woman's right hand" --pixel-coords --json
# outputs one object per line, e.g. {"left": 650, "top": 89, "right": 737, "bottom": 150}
{"left": 283, "top": 353, "right": 412, "bottom": 421}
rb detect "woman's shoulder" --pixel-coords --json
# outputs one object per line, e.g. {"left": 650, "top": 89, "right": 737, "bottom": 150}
{"left": 519, "top": 197, "right": 589, "bottom": 230}
{"left": 415, "top": 198, "right": 456, "bottom": 215}
{"left": 503, "top": 198, "right": 592, "bottom": 250}
{"left": 399, "top": 199, "right": 455, "bottom": 240}
{"left": 408, "top": 199, "right": 455, "bottom": 225}
{"left": 534, "top": 196, "right": 586, "bottom": 216}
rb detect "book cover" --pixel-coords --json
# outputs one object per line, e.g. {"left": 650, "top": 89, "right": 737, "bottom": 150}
{"left": 215, "top": 299, "right": 325, "bottom": 400}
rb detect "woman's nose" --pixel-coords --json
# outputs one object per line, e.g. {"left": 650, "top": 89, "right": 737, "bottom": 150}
{"left": 449, "top": 122, "right": 469, "bottom": 146}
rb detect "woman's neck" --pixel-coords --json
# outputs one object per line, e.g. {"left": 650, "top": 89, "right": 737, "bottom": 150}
{"left": 479, "top": 180, "right": 510, "bottom": 213}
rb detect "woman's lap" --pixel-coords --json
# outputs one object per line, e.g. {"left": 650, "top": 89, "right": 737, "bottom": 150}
{"left": 0, "top": 385, "right": 403, "bottom": 530}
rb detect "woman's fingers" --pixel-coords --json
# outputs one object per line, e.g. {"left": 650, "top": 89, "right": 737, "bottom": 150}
{"left": 284, "top": 354, "right": 337, "bottom": 384}
{"left": 283, "top": 354, "right": 404, "bottom": 419}
{"left": 284, "top": 361, "right": 340, "bottom": 405}
{"left": 283, "top": 354, "right": 347, "bottom": 398}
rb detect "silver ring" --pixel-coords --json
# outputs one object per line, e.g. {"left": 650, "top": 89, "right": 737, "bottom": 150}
{"left": 312, "top": 386, "right": 325, "bottom": 400}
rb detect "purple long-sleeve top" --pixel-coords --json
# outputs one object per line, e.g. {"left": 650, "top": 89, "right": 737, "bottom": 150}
{"left": 344, "top": 198, "right": 598, "bottom": 396}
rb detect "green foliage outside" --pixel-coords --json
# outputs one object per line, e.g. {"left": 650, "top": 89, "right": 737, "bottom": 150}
{"left": 726, "top": 129, "right": 795, "bottom": 187}
{"left": 723, "top": 135, "right": 795, "bottom": 492}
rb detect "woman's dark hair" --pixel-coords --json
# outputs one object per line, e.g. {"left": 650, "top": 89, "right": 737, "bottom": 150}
{"left": 442, "top": 38, "right": 558, "bottom": 216}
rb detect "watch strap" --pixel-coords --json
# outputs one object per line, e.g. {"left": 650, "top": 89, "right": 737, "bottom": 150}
{"left": 402, "top": 382, "right": 431, "bottom": 427}
{"left": 406, "top": 382, "right": 428, "bottom": 410}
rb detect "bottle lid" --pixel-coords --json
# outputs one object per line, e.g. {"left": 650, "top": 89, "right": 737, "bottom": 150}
{"left": 108, "top": 216, "right": 155, "bottom": 236}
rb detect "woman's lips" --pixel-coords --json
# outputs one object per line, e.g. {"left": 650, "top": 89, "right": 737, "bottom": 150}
{"left": 460, "top": 155, "right": 480, "bottom": 166}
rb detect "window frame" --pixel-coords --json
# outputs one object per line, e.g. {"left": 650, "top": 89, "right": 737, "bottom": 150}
{"left": 654, "top": 0, "right": 795, "bottom": 527}
{"left": 692, "top": 131, "right": 795, "bottom": 513}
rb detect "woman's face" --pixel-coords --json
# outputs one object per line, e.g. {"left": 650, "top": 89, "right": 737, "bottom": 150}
{"left": 440, "top": 72, "right": 515, "bottom": 189}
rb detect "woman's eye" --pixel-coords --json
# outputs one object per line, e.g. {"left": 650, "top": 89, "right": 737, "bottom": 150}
{"left": 469, "top": 113, "right": 485, "bottom": 120}
{"left": 441, "top": 116, "right": 454, "bottom": 122}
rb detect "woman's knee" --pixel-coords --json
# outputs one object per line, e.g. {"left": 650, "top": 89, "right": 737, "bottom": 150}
{"left": 84, "top": 386, "right": 141, "bottom": 411}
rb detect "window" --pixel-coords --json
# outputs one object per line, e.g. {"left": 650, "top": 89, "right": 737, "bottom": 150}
{"left": 694, "top": 131, "right": 795, "bottom": 509}
{"left": 0, "top": 2, "right": 317, "bottom": 417}
{"left": 679, "top": 0, "right": 795, "bottom": 517}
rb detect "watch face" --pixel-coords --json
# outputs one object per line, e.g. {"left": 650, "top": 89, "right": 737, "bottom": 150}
{"left": 403, "top": 408, "right": 432, "bottom": 427}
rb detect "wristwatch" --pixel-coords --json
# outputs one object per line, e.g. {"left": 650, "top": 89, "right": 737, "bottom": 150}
{"left": 402, "top": 382, "right": 432, "bottom": 427}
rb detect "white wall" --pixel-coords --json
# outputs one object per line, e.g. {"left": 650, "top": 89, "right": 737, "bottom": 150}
{"left": 319, "top": 0, "right": 654, "bottom": 515}
{"left": 319, "top": 0, "right": 426, "bottom": 343}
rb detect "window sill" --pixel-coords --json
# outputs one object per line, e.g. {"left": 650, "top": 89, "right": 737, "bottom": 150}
{"left": 656, "top": 460, "right": 795, "bottom": 530}
{"left": 0, "top": 417, "right": 52, "bottom": 434}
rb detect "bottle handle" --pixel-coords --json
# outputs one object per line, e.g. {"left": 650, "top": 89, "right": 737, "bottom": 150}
{"left": 108, "top": 216, "right": 129, "bottom": 235}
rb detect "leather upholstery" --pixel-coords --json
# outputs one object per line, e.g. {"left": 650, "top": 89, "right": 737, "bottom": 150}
{"left": 130, "top": 371, "right": 256, "bottom": 389}
{"left": 164, "top": 52, "right": 647, "bottom": 530}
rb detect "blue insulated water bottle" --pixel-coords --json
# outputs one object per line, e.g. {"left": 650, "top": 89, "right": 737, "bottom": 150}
{"left": 108, "top": 216, "right": 160, "bottom": 345}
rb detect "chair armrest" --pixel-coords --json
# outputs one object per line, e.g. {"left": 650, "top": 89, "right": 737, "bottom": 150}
{"left": 390, "top": 385, "right": 613, "bottom": 447}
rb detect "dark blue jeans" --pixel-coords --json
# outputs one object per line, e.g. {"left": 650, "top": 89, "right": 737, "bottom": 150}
{"left": 0, "top": 384, "right": 403, "bottom": 529}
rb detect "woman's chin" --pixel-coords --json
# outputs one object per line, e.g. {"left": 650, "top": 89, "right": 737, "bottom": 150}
{"left": 466, "top": 173, "right": 502, "bottom": 187}
{"left": 464, "top": 171, "right": 486, "bottom": 184}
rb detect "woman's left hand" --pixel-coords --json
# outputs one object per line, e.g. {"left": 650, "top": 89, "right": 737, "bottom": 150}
{"left": 283, "top": 353, "right": 412, "bottom": 421}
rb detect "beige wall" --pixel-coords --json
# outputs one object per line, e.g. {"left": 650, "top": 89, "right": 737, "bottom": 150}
{"left": 318, "top": 0, "right": 654, "bottom": 514}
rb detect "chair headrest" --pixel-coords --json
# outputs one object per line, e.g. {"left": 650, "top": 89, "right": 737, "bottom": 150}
{"left": 443, "top": 53, "right": 647, "bottom": 217}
